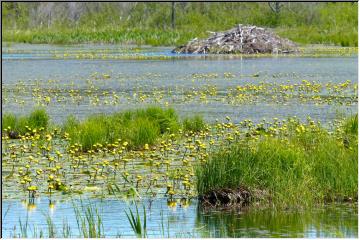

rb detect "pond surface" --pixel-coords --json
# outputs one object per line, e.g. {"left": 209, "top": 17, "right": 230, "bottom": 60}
{"left": 1, "top": 44, "right": 358, "bottom": 238}
{"left": 2, "top": 198, "right": 358, "bottom": 238}
{"left": 2, "top": 44, "right": 358, "bottom": 124}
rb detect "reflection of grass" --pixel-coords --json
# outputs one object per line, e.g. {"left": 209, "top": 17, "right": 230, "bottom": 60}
{"left": 63, "top": 106, "right": 179, "bottom": 151}
{"left": 197, "top": 116, "right": 358, "bottom": 207}
{"left": 196, "top": 204, "right": 357, "bottom": 237}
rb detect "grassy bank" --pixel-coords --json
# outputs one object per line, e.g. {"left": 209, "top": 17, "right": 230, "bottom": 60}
{"left": 2, "top": 2, "right": 357, "bottom": 46}
{"left": 196, "top": 115, "right": 358, "bottom": 208}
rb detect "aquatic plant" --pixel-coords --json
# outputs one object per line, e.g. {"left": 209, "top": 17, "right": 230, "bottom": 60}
{"left": 343, "top": 114, "right": 358, "bottom": 135}
{"left": 183, "top": 115, "right": 206, "bottom": 133}
{"left": 63, "top": 106, "right": 179, "bottom": 151}
{"left": 73, "top": 201, "right": 104, "bottom": 238}
{"left": 2, "top": 108, "right": 49, "bottom": 135}
{"left": 28, "top": 108, "right": 49, "bottom": 130}
{"left": 125, "top": 203, "right": 147, "bottom": 238}
{"left": 196, "top": 116, "right": 358, "bottom": 208}
{"left": 45, "top": 214, "right": 57, "bottom": 238}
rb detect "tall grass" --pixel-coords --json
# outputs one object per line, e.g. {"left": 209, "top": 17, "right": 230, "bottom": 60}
{"left": 343, "top": 114, "right": 358, "bottom": 135}
{"left": 183, "top": 115, "right": 206, "bottom": 133}
{"left": 196, "top": 116, "right": 358, "bottom": 208}
{"left": 63, "top": 106, "right": 179, "bottom": 151}
{"left": 125, "top": 203, "right": 147, "bottom": 238}
{"left": 73, "top": 201, "right": 104, "bottom": 238}
{"left": 45, "top": 214, "right": 57, "bottom": 237}
{"left": 2, "top": 108, "right": 49, "bottom": 134}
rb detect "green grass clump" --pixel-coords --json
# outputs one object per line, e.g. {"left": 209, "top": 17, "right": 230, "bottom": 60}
{"left": 2, "top": 108, "right": 49, "bottom": 134}
{"left": 127, "top": 118, "right": 160, "bottom": 148}
{"left": 197, "top": 117, "right": 358, "bottom": 207}
{"left": 2, "top": 113, "right": 17, "bottom": 131}
{"left": 63, "top": 107, "right": 179, "bottom": 151}
{"left": 343, "top": 114, "right": 358, "bottom": 135}
{"left": 27, "top": 108, "right": 49, "bottom": 130}
{"left": 183, "top": 115, "right": 206, "bottom": 133}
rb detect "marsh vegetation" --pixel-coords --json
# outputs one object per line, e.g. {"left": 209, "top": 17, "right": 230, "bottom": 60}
{"left": 1, "top": 2, "right": 358, "bottom": 235}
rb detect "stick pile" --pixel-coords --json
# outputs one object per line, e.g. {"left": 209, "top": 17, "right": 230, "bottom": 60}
{"left": 173, "top": 24, "right": 298, "bottom": 54}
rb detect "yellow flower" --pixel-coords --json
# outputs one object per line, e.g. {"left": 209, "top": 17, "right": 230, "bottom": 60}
{"left": 27, "top": 186, "right": 38, "bottom": 191}
{"left": 46, "top": 134, "right": 52, "bottom": 141}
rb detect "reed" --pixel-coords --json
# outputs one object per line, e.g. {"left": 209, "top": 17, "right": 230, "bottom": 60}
{"left": 125, "top": 202, "right": 147, "bottom": 238}
{"left": 73, "top": 201, "right": 104, "bottom": 238}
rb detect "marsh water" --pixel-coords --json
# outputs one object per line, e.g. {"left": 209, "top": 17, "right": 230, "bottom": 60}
{"left": 1, "top": 44, "right": 358, "bottom": 238}
{"left": 2, "top": 44, "right": 358, "bottom": 124}
{"left": 2, "top": 198, "right": 358, "bottom": 238}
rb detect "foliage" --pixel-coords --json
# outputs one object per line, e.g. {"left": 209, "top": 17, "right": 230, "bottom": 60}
{"left": 2, "top": 2, "right": 357, "bottom": 46}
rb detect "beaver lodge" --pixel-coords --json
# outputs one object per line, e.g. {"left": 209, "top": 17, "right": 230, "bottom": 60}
{"left": 173, "top": 24, "right": 298, "bottom": 54}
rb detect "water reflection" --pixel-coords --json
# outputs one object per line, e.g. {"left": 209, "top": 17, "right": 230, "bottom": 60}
{"left": 2, "top": 198, "right": 357, "bottom": 238}
{"left": 196, "top": 204, "right": 358, "bottom": 238}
